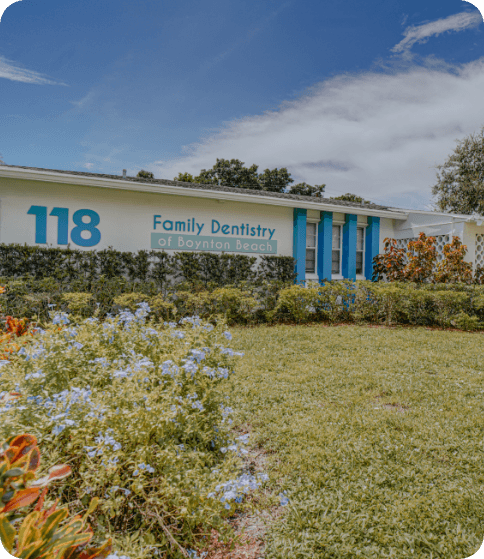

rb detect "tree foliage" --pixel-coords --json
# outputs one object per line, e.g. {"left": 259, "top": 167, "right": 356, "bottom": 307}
{"left": 432, "top": 127, "right": 484, "bottom": 214}
{"left": 137, "top": 170, "right": 154, "bottom": 179}
{"left": 331, "top": 193, "right": 370, "bottom": 204}
{"left": 289, "top": 182, "right": 326, "bottom": 197}
{"left": 175, "top": 158, "right": 326, "bottom": 195}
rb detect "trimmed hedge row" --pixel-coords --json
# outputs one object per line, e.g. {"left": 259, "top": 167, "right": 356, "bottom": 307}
{"left": 2, "top": 277, "right": 484, "bottom": 330}
{"left": 0, "top": 243, "right": 296, "bottom": 288}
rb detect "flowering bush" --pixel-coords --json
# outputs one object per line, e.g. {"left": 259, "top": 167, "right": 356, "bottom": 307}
{"left": 0, "top": 305, "right": 267, "bottom": 557}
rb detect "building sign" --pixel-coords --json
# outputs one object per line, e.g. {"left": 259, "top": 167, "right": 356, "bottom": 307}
{"left": 25, "top": 206, "right": 279, "bottom": 254}
{"left": 27, "top": 205, "right": 101, "bottom": 247}
{"left": 151, "top": 233, "right": 277, "bottom": 253}
{"left": 152, "top": 215, "right": 278, "bottom": 254}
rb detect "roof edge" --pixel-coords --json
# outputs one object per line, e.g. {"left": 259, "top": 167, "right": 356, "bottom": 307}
{"left": 0, "top": 165, "right": 409, "bottom": 220}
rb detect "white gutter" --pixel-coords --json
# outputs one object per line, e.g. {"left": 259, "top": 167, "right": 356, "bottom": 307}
{"left": 0, "top": 166, "right": 409, "bottom": 221}
{"left": 396, "top": 219, "right": 468, "bottom": 230}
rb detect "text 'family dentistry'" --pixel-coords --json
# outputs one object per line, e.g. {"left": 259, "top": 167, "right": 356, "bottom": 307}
{"left": 153, "top": 216, "right": 276, "bottom": 240}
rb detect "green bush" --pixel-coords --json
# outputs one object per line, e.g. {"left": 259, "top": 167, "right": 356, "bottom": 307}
{"left": 62, "top": 292, "right": 95, "bottom": 317}
{"left": 431, "top": 291, "right": 471, "bottom": 328}
{"left": 149, "top": 293, "right": 177, "bottom": 322}
{"left": 0, "top": 243, "right": 295, "bottom": 291}
{"left": 113, "top": 292, "right": 150, "bottom": 312}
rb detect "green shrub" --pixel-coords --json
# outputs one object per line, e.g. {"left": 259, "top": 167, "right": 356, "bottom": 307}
{"left": 451, "top": 311, "right": 481, "bottom": 331}
{"left": 431, "top": 291, "right": 471, "bottom": 328}
{"left": 62, "top": 292, "right": 94, "bottom": 317}
{"left": 400, "top": 287, "right": 436, "bottom": 326}
{"left": 368, "top": 284, "right": 407, "bottom": 325}
{"left": 270, "top": 283, "right": 322, "bottom": 323}
{"left": 113, "top": 292, "right": 150, "bottom": 312}
{"left": 149, "top": 294, "right": 177, "bottom": 322}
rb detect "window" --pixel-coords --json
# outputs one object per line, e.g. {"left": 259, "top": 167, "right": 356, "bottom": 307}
{"left": 332, "top": 225, "right": 341, "bottom": 275}
{"left": 306, "top": 222, "right": 317, "bottom": 273}
{"left": 356, "top": 226, "right": 365, "bottom": 275}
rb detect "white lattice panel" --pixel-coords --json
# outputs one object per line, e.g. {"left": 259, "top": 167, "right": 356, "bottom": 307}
{"left": 476, "top": 234, "right": 484, "bottom": 266}
{"left": 396, "top": 235, "right": 450, "bottom": 264}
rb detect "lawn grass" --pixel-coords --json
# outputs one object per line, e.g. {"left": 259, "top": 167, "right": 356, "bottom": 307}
{"left": 228, "top": 324, "right": 484, "bottom": 559}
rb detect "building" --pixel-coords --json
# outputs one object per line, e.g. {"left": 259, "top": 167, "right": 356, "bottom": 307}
{"left": 1, "top": 164, "right": 484, "bottom": 282}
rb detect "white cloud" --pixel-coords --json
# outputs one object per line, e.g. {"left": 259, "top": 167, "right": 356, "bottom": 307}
{"left": 0, "top": 55, "right": 65, "bottom": 84}
{"left": 151, "top": 56, "right": 484, "bottom": 209}
{"left": 392, "top": 11, "right": 482, "bottom": 54}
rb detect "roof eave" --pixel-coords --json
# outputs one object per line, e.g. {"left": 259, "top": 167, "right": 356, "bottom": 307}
{"left": 0, "top": 166, "right": 409, "bottom": 221}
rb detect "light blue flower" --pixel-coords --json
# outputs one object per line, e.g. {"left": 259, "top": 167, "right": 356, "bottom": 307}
{"left": 279, "top": 492, "right": 289, "bottom": 506}
{"left": 52, "top": 312, "right": 70, "bottom": 325}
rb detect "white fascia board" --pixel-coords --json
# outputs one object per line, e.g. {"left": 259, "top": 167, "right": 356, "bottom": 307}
{"left": 0, "top": 166, "right": 409, "bottom": 221}
{"left": 387, "top": 206, "right": 473, "bottom": 219}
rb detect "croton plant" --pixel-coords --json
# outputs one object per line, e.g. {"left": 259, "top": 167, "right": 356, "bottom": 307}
{"left": 0, "top": 432, "right": 112, "bottom": 558}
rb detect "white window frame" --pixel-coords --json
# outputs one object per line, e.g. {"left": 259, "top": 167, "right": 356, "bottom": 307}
{"left": 305, "top": 220, "right": 318, "bottom": 279}
{"left": 332, "top": 223, "right": 343, "bottom": 279}
{"left": 356, "top": 226, "right": 366, "bottom": 278}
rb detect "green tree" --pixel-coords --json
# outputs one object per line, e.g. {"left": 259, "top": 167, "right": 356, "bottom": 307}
{"left": 258, "top": 167, "right": 294, "bottom": 192}
{"left": 174, "top": 172, "right": 195, "bottom": 182}
{"left": 432, "top": 127, "right": 484, "bottom": 214}
{"left": 290, "top": 182, "right": 326, "bottom": 197}
{"left": 331, "top": 193, "right": 370, "bottom": 204}
{"left": 177, "top": 158, "right": 295, "bottom": 193}
{"left": 137, "top": 170, "right": 154, "bottom": 179}
{"left": 196, "top": 158, "right": 260, "bottom": 189}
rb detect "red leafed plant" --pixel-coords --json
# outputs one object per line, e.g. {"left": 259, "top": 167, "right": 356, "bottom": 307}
{"left": 0, "top": 433, "right": 112, "bottom": 558}
{"left": 372, "top": 238, "right": 407, "bottom": 282}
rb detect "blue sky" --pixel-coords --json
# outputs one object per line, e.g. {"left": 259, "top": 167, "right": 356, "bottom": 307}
{"left": 0, "top": 0, "right": 483, "bottom": 209}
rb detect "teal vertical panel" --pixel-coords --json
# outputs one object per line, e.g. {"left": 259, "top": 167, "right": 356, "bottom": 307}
{"left": 342, "top": 214, "right": 357, "bottom": 280}
{"left": 293, "top": 208, "right": 307, "bottom": 283}
{"left": 365, "top": 216, "right": 380, "bottom": 280}
{"left": 318, "top": 211, "right": 332, "bottom": 282}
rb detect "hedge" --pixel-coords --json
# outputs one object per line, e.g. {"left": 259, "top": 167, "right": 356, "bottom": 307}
{"left": 0, "top": 243, "right": 296, "bottom": 289}
{"left": 3, "top": 277, "right": 484, "bottom": 330}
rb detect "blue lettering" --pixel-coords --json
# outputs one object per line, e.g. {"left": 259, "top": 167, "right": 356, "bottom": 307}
{"left": 250, "top": 227, "right": 256, "bottom": 236}
{"left": 163, "top": 220, "right": 173, "bottom": 231}
{"left": 154, "top": 215, "right": 162, "bottom": 230}
{"left": 212, "top": 220, "right": 220, "bottom": 233}
{"left": 221, "top": 224, "right": 230, "bottom": 234}
{"left": 268, "top": 228, "right": 276, "bottom": 240}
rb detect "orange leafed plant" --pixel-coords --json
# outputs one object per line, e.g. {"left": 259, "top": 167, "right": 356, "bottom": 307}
{"left": 434, "top": 237, "right": 473, "bottom": 284}
{"left": 372, "top": 238, "right": 406, "bottom": 282}
{"left": 0, "top": 285, "right": 34, "bottom": 359}
{"left": 0, "top": 433, "right": 112, "bottom": 558}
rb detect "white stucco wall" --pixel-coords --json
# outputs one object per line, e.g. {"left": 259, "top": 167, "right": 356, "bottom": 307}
{"left": 379, "top": 218, "right": 396, "bottom": 252}
{"left": 0, "top": 177, "right": 294, "bottom": 257}
{"left": 462, "top": 222, "right": 483, "bottom": 266}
